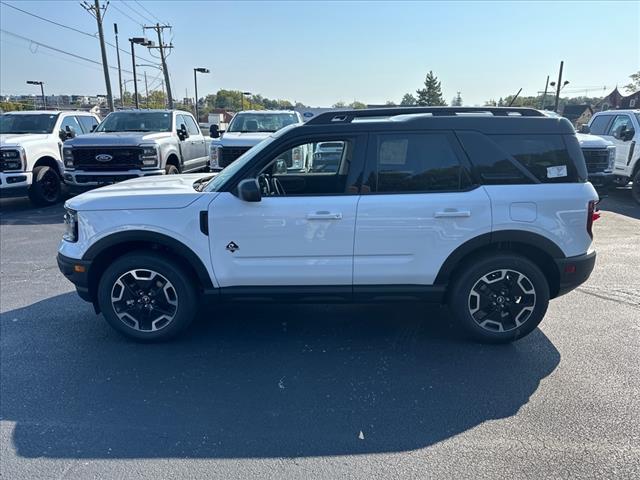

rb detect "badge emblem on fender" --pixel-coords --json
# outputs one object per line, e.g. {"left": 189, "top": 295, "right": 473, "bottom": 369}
{"left": 226, "top": 241, "right": 239, "bottom": 253}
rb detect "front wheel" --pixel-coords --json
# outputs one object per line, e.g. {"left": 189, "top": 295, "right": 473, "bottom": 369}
{"left": 29, "top": 165, "right": 62, "bottom": 206}
{"left": 165, "top": 164, "right": 179, "bottom": 175}
{"left": 631, "top": 170, "right": 640, "bottom": 205}
{"left": 97, "top": 252, "right": 198, "bottom": 341}
{"left": 448, "top": 254, "right": 550, "bottom": 344}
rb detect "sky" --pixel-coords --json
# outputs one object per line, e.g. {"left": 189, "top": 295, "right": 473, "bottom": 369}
{"left": 1, "top": 0, "right": 638, "bottom": 107}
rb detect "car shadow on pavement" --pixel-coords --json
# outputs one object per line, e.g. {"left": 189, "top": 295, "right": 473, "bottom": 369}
{"left": 0, "top": 198, "right": 66, "bottom": 226}
{"left": 1, "top": 292, "right": 560, "bottom": 459}
{"left": 599, "top": 187, "right": 640, "bottom": 220}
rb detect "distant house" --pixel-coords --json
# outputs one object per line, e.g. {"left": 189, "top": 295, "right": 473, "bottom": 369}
{"left": 594, "top": 87, "right": 639, "bottom": 111}
{"left": 562, "top": 104, "right": 593, "bottom": 127}
{"left": 620, "top": 90, "right": 640, "bottom": 109}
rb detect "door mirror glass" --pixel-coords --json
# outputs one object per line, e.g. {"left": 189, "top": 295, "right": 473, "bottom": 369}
{"left": 238, "top": 178, "right": 261, "bottom": 202}
{"left": 64, "top": 125, "right": 76, "bottom": 139}
{"left": 209, "top": 124, "right": 220, "bottom": 138}
{"left": 578, "top": 124, "right": 590, "bottom": 134}
{"left": 623, "top": 128, "right": 635, "bottom": 141}
{"left": 178, "top": 123, "right": 189, "bottom": 140}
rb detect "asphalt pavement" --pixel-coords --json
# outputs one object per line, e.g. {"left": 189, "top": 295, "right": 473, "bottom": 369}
{"left": 1, "top": 187, "right": 639, "bottom": 479}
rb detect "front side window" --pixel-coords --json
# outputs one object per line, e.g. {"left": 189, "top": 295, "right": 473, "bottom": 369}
{"left": 374, "top": 133, "right": 470, "bottom": 193}
{"left": 60, "top": 115, "right": 83, "bottom": 135}
{"left": 182, "top": 115, "right": 201, "bottom": 135}
{"left": 0, "top": 113, "right": 59, "bottom": 134}
{"left": 589, "top": 115, "right": 614, "bottom": 135}
{"left": 227, "top": 113, "right": 299, "bottom": 133}
{"left": 608, "top": 115, "right": 633, "bottom": 140}
{"left": 77, "top": 115, "right": 98, "bottom": 133}
{"left": 95, "top": 112, "right": 172, "bottom": 132}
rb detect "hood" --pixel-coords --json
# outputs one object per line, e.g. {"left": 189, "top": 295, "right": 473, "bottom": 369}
{"left": 216, "top": 131, "right": 272, "bottom": 147}
{"left": 67, "top": 131, "right": 173, "bottom": 147}
{"left": 0, "top": 133, "right": 51, "bottom": 147}
{"left": 67, "top": 173, "right": 216, "bottom": 211}
{"left": 576, "top": 133, "right": 613, "bottom": 148}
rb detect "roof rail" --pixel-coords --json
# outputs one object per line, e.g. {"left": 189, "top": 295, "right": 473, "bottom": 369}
{"left": 305, "top": 106, "right": 544, "bottom": 125}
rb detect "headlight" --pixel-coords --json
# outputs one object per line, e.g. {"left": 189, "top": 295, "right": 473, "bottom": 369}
{"left": 1, "top": 149, "right": 25, "bottom": 171}
{"left": 607, "top": 146, "right": 616, "bottom": 172}
{"left": 140, "top": 145, "right": 159, "bottom": 168}
{"left": 63, "top": 208, "right": 78, "bottom": 243}
{"left": 63, "top": 147, "right": 74, "bottom": 169}
{"left": 209, "top": 145, "right": 220, "bottom": 169}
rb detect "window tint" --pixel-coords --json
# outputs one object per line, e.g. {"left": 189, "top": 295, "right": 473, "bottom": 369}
{"left": 589, "top": 115, "right": 614, "bottom": 135}
{"left": 60, "top": 115, "right": 83, "bottom": 135}
{"left": 254, "top": 139, "right": 355, "bottom": 196}
{"left": 490, "top": 134, "right": 578, "bottom": 183}
{"left": 608, "top": 115, "right": 633, "bottom": 139}
{"left": 182, "top": 114, "right": 201, "bottom": 135}
{"left": 77, "top": 115, "right": 98, "bottom": 133}
{"left": 375, "top": 133, "right": 470, "bottom": 193}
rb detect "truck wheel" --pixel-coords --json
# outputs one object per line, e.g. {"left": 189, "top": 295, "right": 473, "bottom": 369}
{"left": 97, "top": 252, "right": 198, "bottom": 342}
{"left": 165, "top": 164, "right": 179, "bottom": 175}
{"left": 28, "top": 165, "right": 62, "bottom": 206}
{"left": 448, "top": 253, "right": 550, "bottom": 344}
{"left": 632, "top": 170, "right": 640, "bottom": 205}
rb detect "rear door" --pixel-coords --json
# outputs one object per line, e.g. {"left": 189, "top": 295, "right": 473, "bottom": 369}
{"left": 353, "top": 131, "right": 491, "bottom": 286}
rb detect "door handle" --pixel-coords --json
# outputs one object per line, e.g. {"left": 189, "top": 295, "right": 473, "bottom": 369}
{"left": 306, "top": 211, "right": 343, "bottom": 220}
{"left": 434, "top": 209, "right": 471, "bottom": 218}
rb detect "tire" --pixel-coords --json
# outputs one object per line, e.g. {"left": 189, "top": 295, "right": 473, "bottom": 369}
{"left": 28, "top": 165, "right": 62, "bottom": 206}
{"left": 448, "top": 253, "right": 550, "bottom": 344}
{"left": 631, "top": 170, "right": 640, "bottom": 205}
{"left": 165, "top": 164, "right": 179, "bottom": 175}
{"left": 97, "top": 252, "right": 198, "bottom": 342}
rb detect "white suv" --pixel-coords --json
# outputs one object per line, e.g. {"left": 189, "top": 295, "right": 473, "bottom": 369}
{"left": 58, "top": 107, "right": 599, "bottom": 344}
{"left": 0, "top": 110, "right": 100, "bottom": 205}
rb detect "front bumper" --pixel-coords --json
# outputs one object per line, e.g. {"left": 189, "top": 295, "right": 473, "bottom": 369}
{"left": 588, "top": 171, "right": 615, "bottom": 189}
{"left": 63, "top": 169, "right": 164, "bottom": 193}
{"left": 57, "top": 252, "right": 93, "bottom": 302}
{"left": 555, "top": 250, "right": 596, "bottom": 297}
{"left": 0, "top": 171, "right": 32, "bottom": 198}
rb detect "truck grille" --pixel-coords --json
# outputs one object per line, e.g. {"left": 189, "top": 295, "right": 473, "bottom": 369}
{"left": 71, "top": 147, "right": 144, "bottom": 171}
{"left": 220, "top": 147, "right": 251, "bottom": 168}
{"left": 582, "top": 148, "right": 610, "bottom": 174}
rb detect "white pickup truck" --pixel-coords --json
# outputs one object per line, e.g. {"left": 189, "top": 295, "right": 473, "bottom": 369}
{"left": 0, "top": 110, "right": 100, "bottom": 205}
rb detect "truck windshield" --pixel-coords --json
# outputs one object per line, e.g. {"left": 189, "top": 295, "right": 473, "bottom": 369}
{"left": 227, "top": 113, "right": 298, "bottom": 133}
{"left": 0, "top": 113, "right": 59, "bottom": 134}
{"left": 95, "top": 112, "right": 172, "bottom": 133}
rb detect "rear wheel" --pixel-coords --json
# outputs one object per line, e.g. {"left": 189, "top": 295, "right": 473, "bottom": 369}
{"left": 631, "top": 170, "right": 640, "bottom": 205}
{"left": 29, "top": 165, "right": 62, "bottom": 206}
{"left": 448, "top": 254, "right": 550, "bottom": 343}
{"left": 165, "top": 163, "right": 179, "bottom": 175}
{"left": 97, "top": 252, "right": 198, "bottom": 341}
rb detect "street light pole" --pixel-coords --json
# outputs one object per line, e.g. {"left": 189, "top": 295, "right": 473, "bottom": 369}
{"left": 130, "top": 40, "right": 139, "bottom": 108}
{"left": 541, "top": 75, "right": 549, "bottom": 110}
{"left": 193, "top": 68, "right": 209, "bottom": 122}
{"left": 144, "top": 71, "right": 149, "bottom": 108}
{"left": 26, "top": 80, "right": 45, "bottom": 109}
{"left": 554, "top": 61, "right": 564, "bottom": 113}
{"left": 114, "top": 23, "right": 124, "bottom": 109}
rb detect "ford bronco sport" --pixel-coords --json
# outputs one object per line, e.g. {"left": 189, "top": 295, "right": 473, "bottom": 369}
{"left": 57, "top": 107, "right": 599, "bottom": 344}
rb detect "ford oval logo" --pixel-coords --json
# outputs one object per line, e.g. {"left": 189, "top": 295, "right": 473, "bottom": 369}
{"left": 95, "top": 154, "right": 113, "bottom": 162}
{"left": 303, "top": 112, "right": 314, "bottom": 118}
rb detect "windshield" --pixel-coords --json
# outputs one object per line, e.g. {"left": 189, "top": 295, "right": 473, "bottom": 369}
{"left": 227, "top": 112, "right": 298, "bottom": 133}
{"left": 0, "top": 113, "right": 59, "bottom": 134}
{"left": 95, "top": 111, "right": 172, "bottom": 133}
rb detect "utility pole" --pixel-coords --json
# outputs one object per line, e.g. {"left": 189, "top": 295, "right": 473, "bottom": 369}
{"left": 130, "top": 40, "right": 139, "bottom": 109}
{"left": 144, "top": 71, "right": 149, "bottom": 108}
{"left": 554, "top": 61, "right": 564, "bottom": 113}
{"left": 144, "top": 24, "right": 174, "bottom": 108}
{"left": 82, "top": 0, "right": 114, "bottom": 112}
{"left": 541, "top": 75, "right": 549, "bottom": 110}
{"left": 114, "top": 23, "right": 124, "bottom": 109}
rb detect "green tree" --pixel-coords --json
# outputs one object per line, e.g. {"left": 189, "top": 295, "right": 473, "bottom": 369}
{"left": 349, "top": 101, "right": 367, "bottom": 109}
{"left": 385, "top": 100, "right": 397, "bottom": 106}
{"left": 416, "top": 71, "right": 447, "bottom": 106}
{"left": 624, "top": 71, "right": 640, "bottom": 93}
{"left": 0, "top": 101, "right": 27, "bottom": 112}
{"left": 400, "top": 93, "right": 417, "bottom": 106}
{"left": 146, "top": 90, "right": 166, "bottom": 109}
{"left": 451, "top": 91, "right": 463, "bottom": 106}
{"left": 332, "top": 101, "right": 346, "bottom": 108}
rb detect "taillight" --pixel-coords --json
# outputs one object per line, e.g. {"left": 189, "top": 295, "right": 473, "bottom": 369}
{"left": 587, "top": 200, "right": 600, "bottom": 239}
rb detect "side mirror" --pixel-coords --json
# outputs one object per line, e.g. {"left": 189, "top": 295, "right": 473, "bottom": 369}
{"left": 64, "top": 125, "right": 76, "bottom": 139}
{"left": 90, "top": 124, "right": 97, "bottom": 132}
{"left": 237, "top": 178, "right": 261, "bottom": 202}
{"left": 578, "top": 124, "right": 591, "bottom": 134}
{"left": 209, "top": 124, "right": 220, "bottom": 138}
{"left": 623, "top": 128, "right": 635, "bottom": 142}
{"left": 177, "top": 123, "right": 189, "bottom": 140}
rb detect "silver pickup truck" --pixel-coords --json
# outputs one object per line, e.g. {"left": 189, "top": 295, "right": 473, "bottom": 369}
{"left": 62, "top": 109, "right": 209, "bottom": 192}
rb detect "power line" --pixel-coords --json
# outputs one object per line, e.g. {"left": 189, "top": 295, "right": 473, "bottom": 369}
{"left": 133, "top": 0, "right": 163, "bottom": 24}
{"left": 109, "top": 2, "right": 143, "bottom": 27}
{"left": 120, "top": 0, "right": 154, "bottom": 24}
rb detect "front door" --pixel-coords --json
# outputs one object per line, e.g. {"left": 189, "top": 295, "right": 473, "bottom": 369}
{"left": 605, "top": 114, "right": 636, "bottom": 176}
{"left": 354, "top": 131, "right": 491, "bottom": 285}
{"left": 208, "top": 135, "right": 367, "bottom": 288}
{"left": 181, "top": 114, "right": 207, "bottom": 171}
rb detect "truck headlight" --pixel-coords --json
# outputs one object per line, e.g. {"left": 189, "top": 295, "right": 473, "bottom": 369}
{"left": 140, "top": 146, "right": 159, "bottom": 168}
{"left": 63, "top": 208, "right": 78, "bottom": 242}
{"left": 607, "top": 146, "right": 616, "bottom": 172}
{"left": 1, "top": 148, "right": 25, "bottom": 171}
{"left": 63, "top": 147, "right": 74, "bottom": 169}
{"left": 209, "top": 145, "right": 221, "bottom": 169}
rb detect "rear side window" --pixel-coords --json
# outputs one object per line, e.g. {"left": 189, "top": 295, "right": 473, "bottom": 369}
{"left": 374, "top": 132, "right": 471, "bottom": 193}
{"left": 589, "top": 115, "right": 614, "bottom": 135}
{"left": 490, "top": 135, "right": 578, "bottom": 183}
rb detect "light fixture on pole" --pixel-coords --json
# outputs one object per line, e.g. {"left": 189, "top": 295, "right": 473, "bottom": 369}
{"left": 242, "top": 91, "right": 252, "bottom": 111}
{"left": 26, "top": 80, "right": 45, "bottom": 109}
{"left": 129, "top": 37, "right": 153, "bottom": 109}
{"left": 193, "top": 68, "right": 210, "bottom": 122}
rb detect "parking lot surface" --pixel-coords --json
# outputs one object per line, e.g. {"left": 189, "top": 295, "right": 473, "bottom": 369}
{"left": 1, "top": 188, "right": 639, "bottom": 479}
